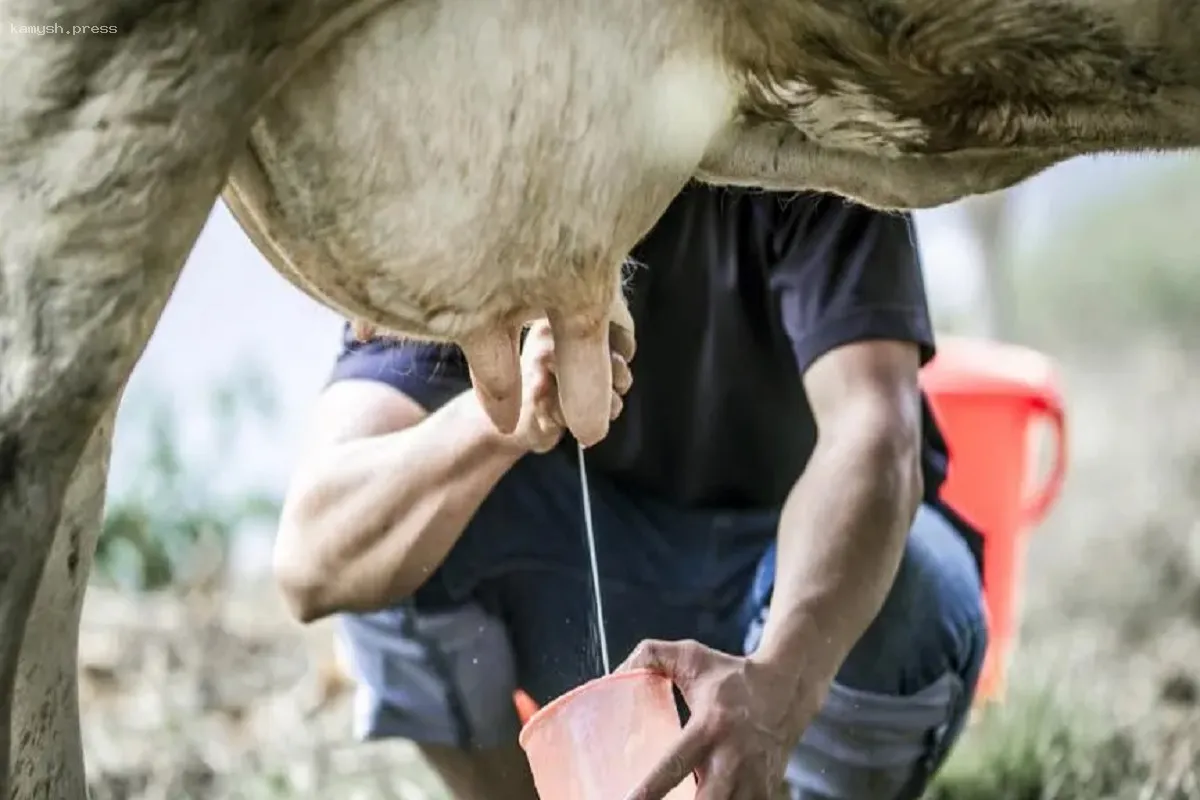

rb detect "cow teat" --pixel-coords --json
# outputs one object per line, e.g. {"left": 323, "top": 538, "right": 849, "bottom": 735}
{"left": 462, "top": 326, "right": 524, "bottom": 436}
{"left": 547, "top": 310, "right": 614, "bottom": 448}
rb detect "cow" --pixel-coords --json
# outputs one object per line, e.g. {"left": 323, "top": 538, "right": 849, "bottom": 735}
{"left": 2, "top": 0, "right": 1198, "bottom": 794}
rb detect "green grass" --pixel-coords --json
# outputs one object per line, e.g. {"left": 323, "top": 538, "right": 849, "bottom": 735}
{"left": 929, "top": 688, "right": 1149, "bottom": 800}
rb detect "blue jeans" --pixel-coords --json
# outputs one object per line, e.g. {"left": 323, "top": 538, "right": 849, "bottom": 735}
{"left": 339, "top": 448, "right": 988, "bottom": 799}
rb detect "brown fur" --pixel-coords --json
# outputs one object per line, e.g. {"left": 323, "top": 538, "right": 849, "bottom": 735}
{"left": 3, "top": 0, "right": 1200, "bottom": 796}
{"left": 703, "top": 0, "right": 1200, "bottom": 205}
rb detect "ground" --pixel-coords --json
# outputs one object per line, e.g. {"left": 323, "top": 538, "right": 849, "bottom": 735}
{"left": 79, "top": 586, "right": 444, "bottom": 800}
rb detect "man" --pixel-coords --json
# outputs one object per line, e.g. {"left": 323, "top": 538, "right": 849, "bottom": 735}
{"left": 273, "top": 184, "right": 988, "bottom": 799}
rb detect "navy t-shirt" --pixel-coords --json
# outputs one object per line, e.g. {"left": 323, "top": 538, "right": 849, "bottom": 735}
{"left": 329, "top": 184, "right": 961, "bottom": 526}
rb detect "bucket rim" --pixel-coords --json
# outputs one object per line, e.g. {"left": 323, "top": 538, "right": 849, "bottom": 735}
{"left": 921, "top": 338, "right": 1063, "bottom": 401}
{"left": 517, "top": 667, "right": 664, "bottom": 748}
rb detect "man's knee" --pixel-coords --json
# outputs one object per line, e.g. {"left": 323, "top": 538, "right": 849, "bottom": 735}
{"left": 338, "top": 603, "right": 522, "bottom": 749}
{"left": 835, "top": 503, "right": 987, "bottom": 697}
{"left": 786, "top": 673, "right": 967, "bottom": 799}
{"left": 783, "top": 504, "right": 988, "bottom": 799}
{"left": 338, "top": 602, "right": 540, "bottom": 798}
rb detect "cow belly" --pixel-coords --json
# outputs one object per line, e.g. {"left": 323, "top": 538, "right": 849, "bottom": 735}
{"left": 227, "top": 0, "right": 737, "bottom": 342}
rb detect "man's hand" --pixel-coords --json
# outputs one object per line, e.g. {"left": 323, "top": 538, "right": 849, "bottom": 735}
{"left": 502, "top": 319, "right": 634, "bottom": 453}
{"left": 618, "top": 640, "right": 825, "bottom": 800}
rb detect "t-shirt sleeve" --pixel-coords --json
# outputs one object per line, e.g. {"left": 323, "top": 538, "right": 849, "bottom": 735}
{"left": 768, "top": 193, "right": 936, "bottom": 375}
{"left": 326, "top": 323, "right": 472, "bottom": 412}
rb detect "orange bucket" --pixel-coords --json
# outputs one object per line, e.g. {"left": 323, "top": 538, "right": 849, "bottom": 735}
{"left": 518, "top": 670, "right": 696, "bottom": 799}
{"left": 920, "top": 336, "right": 1067, "bottom": 703}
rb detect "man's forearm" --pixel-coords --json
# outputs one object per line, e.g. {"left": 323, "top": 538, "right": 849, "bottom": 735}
{"left": 751, "top": 428, "right": 923, "bottom": 692}
{"left": 275, "top": 390, "right": 525, "bottom": 619}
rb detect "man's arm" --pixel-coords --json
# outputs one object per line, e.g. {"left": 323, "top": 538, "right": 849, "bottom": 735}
{"left": 754, "top": 195, "right": 933, "bottom": 698}
{"left": 273, "top": 380, "right": 526, "bottom": 622}
{"left": 750, "top": 339, "right": 924, "bottom": 689}
{"left": 274, "top": 321, "right": 632, "bottom": 622}
{"left": 619, "top": 339, "right": 927, "bottom": 800}
{"left": 618, "top": 197, "right": 933, "bottom": 800}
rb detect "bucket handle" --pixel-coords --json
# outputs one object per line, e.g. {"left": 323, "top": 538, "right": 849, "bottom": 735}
{"left": 1021, "top": 394, "right": 1067, "bottom": 526}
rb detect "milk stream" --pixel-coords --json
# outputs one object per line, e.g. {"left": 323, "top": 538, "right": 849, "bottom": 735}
{"left": 576, "top": 442, "right": 611, "bottom": 675}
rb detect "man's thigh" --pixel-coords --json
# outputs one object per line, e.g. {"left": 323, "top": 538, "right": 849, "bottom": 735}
{"left": 338, "top": 602, "right": 537, "bottom": 799}
{"left": 743, "top": 504, "right": 989, "bottom": 800}
{"left": 334, "top": 448, "right": 734, "bottom": 778}
{"left": 334, "top": 448, "right": 590, "bottom": 751}
{"left": 339, "top": 603, "right": 521, "bottom": 749}
{"left": 416, "top": 446, "right": 764, "bottom": 705}
{"left": 336, "top": 575, "right": 711, "bottom": 745}
{"left": 490, "top": 563, "right": 730, "bottom": 705}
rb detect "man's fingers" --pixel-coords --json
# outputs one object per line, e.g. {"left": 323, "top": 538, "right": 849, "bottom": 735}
{"left": 692, "top": 755, "right": 744, "bottom": 800}
{"left": 463, "top": 326, "right": 522, "bottom": 433}
{"left": 612, "top": 352, "right": 633, "bottom": 396}
{"left": 525, "top": 319, "right": 554, "bottom": 348}
{"left": 617, "top": 638, "right": 673, "bottom": 674}
{"left": 610, "top": 320, "right": 637, "bottom": 363}
{"left": 624, "top": 718, "right": 710, "bottom": 800}
{"left": 618, "top": 639, "right": 704, "bottom": 688}
{"left": 531, "top": 370, "right": 567, "bottom": 429}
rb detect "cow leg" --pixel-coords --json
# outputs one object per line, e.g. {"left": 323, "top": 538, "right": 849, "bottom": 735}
{"left": 0, "top": 129, "right": 222, "bottom": 798}
{"left": 9, "top": 412, "right": 115, "bottom": 800}
{"left": 0, "top": 2, "right": 324, "bottom": 796}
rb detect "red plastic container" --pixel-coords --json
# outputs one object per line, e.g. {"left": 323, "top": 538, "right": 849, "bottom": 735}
{"left": 920, "top": 336, "right": 1067, "bottom": 703}
{"left": 518, "top": 670, "right": 695, "bottom": 799}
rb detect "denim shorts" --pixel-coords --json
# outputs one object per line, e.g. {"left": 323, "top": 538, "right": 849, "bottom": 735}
{"left": 338, "top": 447, "right": 988, "bottom": 799}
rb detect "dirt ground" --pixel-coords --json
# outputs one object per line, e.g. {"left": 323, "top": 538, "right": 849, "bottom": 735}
{"left": 76, "top": 342, "right": 1200, "bottom": 799}
{"left": 79, "top": 585, "right": 439, "bottom": 800}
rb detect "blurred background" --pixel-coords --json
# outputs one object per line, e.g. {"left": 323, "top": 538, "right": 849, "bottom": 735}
{"left": 81, "top": 153, "right": 1200, "bottom": 799}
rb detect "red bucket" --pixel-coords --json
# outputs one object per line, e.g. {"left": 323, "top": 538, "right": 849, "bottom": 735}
{"left": 921, "top": 336, "right": 1067, "bottom": 703}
